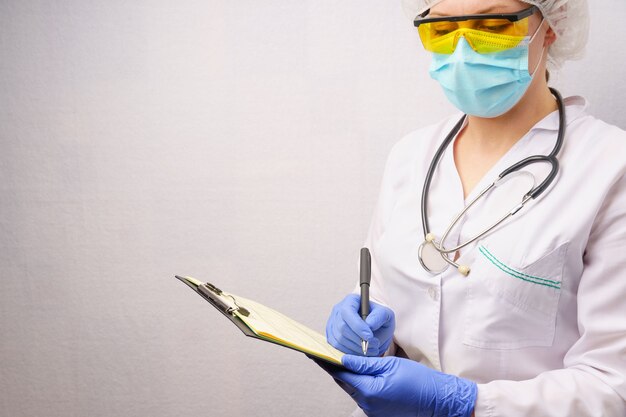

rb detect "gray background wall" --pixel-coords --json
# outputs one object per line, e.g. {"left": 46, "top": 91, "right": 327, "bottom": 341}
{"left": 1, "top": 1, "right": 625, "bottom": 416}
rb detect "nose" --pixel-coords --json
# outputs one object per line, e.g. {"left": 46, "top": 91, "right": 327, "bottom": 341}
{"left": 452, "top": 35, "right": 474, "bottom": 56}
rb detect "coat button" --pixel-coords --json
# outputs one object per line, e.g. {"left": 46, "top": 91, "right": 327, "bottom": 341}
{"left": 428, "top": 287, "right": 439, "bottom": 301}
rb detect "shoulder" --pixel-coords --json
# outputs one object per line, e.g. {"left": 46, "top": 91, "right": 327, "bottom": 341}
{"left": 571, "top": 115, "right": 626, "bottom": 151}
{"left": 567, "top": 98, "right": 626, "bottom": 146}
{"left": 563, "top": 97, "right": 626, "bottom": 180}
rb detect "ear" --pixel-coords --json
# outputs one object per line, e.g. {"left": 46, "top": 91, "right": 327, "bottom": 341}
{"left": 544, "top": 25, "right": 557, "bottom": 48}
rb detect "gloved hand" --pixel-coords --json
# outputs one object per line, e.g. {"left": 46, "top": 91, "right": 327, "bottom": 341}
{"left": 322, "top": 354, "right": 476, "bottom": 417}
{"left": 326, "top": 294, "right": 395, "bottom": 357}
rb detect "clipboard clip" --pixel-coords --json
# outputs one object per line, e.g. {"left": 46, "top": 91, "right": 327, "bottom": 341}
{"left": 198, "top": 283, "right": 250, "bottom": 317}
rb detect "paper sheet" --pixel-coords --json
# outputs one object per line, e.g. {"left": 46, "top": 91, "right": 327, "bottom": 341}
{"left": 227, "top": 293, "right": 344, "bottom": 365}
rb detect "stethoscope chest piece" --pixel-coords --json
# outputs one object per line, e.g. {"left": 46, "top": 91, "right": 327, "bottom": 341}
{"left": 418, "top": 238, "right": 450, "bottom": 275}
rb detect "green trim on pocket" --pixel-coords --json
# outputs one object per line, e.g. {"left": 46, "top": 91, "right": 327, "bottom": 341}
{"left": 479, "top": 246, "right": 561, "bottom": 290}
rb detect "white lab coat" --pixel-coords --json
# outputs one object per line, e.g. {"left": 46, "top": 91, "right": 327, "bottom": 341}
{"left": 350, "top": 97, "right": 626, "bottom": 416}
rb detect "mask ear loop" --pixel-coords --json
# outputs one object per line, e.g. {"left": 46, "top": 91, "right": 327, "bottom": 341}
{"left": 528, "top": 18, "right": 548, "bottom": 77}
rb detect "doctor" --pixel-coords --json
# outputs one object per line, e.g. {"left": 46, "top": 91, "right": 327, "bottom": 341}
{"left": 317, "top": 0, "right": 626, "bottom": 416}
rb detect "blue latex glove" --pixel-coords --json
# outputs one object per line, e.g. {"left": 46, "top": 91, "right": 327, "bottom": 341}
{"left": 326, "top": 294, "right": 395, "bottom": 356}
{"left": 321, "top": 355, "right": 476, "bottom": 417}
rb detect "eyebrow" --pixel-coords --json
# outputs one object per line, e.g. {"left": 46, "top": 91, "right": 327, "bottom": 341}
{"left": 428, "top": 4, "right": 515, "bottom": 17}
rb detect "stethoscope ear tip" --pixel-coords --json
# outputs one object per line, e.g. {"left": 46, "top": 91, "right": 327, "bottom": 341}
{"left": 458, "top": 265, "right": 471, "bottom": 276}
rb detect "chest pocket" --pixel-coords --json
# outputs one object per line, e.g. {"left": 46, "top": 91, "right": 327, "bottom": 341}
{"left": 463, "top": 242, "right": 568, "bottom": 350}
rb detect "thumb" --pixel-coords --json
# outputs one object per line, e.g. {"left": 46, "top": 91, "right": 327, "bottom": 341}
{"left": 341, "top": 354, "right": 391, "bottom": 375}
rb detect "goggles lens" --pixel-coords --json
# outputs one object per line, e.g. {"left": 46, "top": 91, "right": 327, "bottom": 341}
{"left": 415, "top": 7, "right": 536, "bottom": 54}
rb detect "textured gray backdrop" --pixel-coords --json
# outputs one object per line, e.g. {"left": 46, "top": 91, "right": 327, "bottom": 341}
{"left": 1, "top": 1, "right": 625, "bottom": 416}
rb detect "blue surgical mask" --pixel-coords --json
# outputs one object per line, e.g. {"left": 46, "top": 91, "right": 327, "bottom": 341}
{"left": 429, "top": 25, "right": 545, "bottom": 118}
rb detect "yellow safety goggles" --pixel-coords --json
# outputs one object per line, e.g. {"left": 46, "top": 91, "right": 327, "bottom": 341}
{"left": 414, "top": 6, "right": 538, "bottom": 54}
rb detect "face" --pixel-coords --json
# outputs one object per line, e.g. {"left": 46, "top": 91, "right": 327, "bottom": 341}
{"left": 429, "top": 0, "right": 556, "bottom": 73}
{"left": 429, "top": 0, "right": 534, "bottom": 17}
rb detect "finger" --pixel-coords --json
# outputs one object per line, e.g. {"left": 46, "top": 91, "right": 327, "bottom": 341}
{"left": 326, "top": 366, "right": 371, "bottom": 392}
{"left": 342, "top": 354, "right": 391, "bottom": 376}
{"left": 326, "top": 307, "right": 342, "bottom": 342}
{"left": 333, "top": 371, "right": 368, "bottom": 398}
{"left": 327, "top": 306, "right": 360, "bottom": 349}
{"left": 312, "top": 354, "right": 358, "bottom": 381}
{"left": 307, "top": 355, "right": 344, "bottom": 373}
{"left": 334, "top": 322, "right": 382, "bottom": 352}
{"left": 339, "top": 298, "right": 374, "bottom": 341}
{"left": 342, "top": 293, "right": 361, "bottom": 308}
{"left": 333, "top": 319, "right": 363, "bottom": 347}
{"left": 365, "top": 304, "right": 394, "bottom": 332}
{"left": 377, "top": 338, "right": 393, "bottom": 357}
{"left": 328, "top": 327, "right": 366, "bottom": 355}
{"left": 326, "top": 297, "right": 361, "bottom": 346}
{"left": 308, "top": 356, "right": 360, "bottom": 396}
{"left": 335, "top": 321, "right": 381, "bottom": 350}
{"left": 365, "top": 338, "right": 382, "bottom": 354}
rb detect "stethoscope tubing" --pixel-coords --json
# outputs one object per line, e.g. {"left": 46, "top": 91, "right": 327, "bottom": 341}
{"left": 419, "top": 88, "right": 566, "bottom": 272}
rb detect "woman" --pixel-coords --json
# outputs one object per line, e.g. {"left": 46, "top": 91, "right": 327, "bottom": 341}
{"left": 317, "top": 0, "right": 626, "bottom": 416}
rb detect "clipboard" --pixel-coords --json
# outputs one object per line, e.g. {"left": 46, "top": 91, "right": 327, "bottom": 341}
{"left": 175, "top": 275, "right": 344, "bottom": 366}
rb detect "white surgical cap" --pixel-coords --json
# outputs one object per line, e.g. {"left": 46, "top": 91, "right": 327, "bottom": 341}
{"left": 402, "top": 0, "right": 590, "bottom": 68}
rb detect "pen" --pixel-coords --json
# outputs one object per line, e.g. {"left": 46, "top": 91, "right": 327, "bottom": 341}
{"left": 360, "top": 247, "right": 371, "bottom": 355}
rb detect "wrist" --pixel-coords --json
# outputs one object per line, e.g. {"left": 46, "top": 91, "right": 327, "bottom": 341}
{"left": 432, "top": 372, "right": 477, "bottom": 417}
{"left": 457, "top": 379, "right": 477, "bottom": 417}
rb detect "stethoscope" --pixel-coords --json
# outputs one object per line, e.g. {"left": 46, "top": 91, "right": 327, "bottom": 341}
{"left": 418, "top": 87, "right": 566, "bottom": 276}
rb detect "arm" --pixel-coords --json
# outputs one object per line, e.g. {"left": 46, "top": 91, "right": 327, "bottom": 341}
{"left": 325, "top": 140, "right": 411, "bottom": 356}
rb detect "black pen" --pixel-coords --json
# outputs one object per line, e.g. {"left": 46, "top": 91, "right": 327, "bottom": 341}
{"left": 360, "top": 247, "right": 371, "bottom": 355}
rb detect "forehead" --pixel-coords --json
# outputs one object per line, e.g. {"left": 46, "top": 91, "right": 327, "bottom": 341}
{"left": 429, "top": 0, "right": 529, "bottom": 16}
